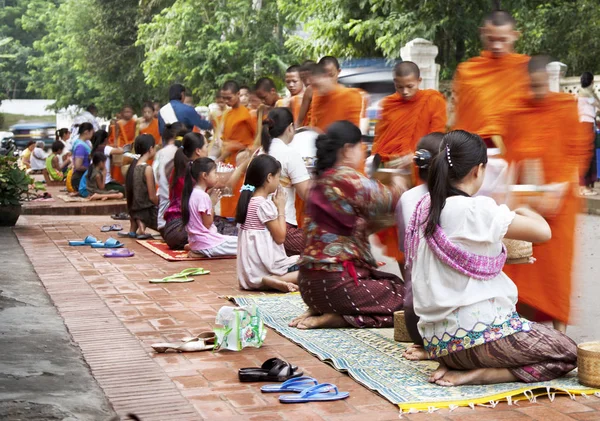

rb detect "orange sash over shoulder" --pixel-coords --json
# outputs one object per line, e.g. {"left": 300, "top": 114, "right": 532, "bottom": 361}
{"left": 310, "top": 86, "right": 362, "bottom": 131}
{"left": 139, "top": 118, "right": 161, "bottom": 144}
{"left": 453, "top": 51, "right": 530, "bottom": 139}
{"left": 109, "top": 119, "right": 136, "bottom": 148}
{"left": 219, "top": 105, "right": 256, "bottom": 218}
{"left": 372, "top": 90, "right": 447, "bottom": 160}
{"left": 502, "top": 93, "right": 591, "bottom": 324}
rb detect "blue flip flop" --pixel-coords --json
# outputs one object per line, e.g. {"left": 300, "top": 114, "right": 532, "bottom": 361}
{"left": 278, "top": 383, "right": 349, "bottom": 403}
{"left": 261, "top": 377, "right": 318, "bottom": 393}
{"left": 117, "top": 231, "right": 136, "bottom": 238}
{"left": 69, "top": 235, "right": 99, "bottom": 246}
{"left": 91, "top": 237, "right": 124, "bottom": 249}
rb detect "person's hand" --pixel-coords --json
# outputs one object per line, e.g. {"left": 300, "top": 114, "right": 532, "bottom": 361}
{"left": 273, "top": 186, "right": 287, "bottom": 213}
{"left": 390, "top": 175, "right": 410, "bottom": 194}
{"left": 209, "top": 188, "right": 222, "bottom": 206}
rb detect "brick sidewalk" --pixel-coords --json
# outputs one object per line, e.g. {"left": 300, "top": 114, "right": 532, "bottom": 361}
{"left": 13, "top": 216, "right": 600, "bottom": 421}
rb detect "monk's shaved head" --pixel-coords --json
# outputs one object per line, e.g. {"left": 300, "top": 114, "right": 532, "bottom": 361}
{"left": 527, "top": 55, "right": 551, "bottom": 74}
{"left": 255, "top": 77, "right": 279, "bottom": 106}
{"left": 394, "top": 61, "right": 420, "bottom": 79}
{"left": 284, "top": 65, "right": 303, "bottom": 96}
{"left": 480, "top": 5, "right": 519, "bottom": 58}
{"left": 286, "top": 65, "right": 301, "bottom": 74}
{"left": 221, "top": 80, "right": 240, "bottom": 108}
{"left": 528, "top": 55, "right": 551, "bottom": 100}
{"left": 222, "top": 80, "right": 240, "bottom": 94}
{"left": 318, "top": 56, "right": 340, "bottom": 70}
{"left": 483, "top": 9, "right": 517, "bottom": 28}
{"left": 254, "top": 77, "right": 277, "bottom": 92}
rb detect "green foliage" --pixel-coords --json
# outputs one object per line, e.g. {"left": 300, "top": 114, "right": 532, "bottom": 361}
{"left": 0, "top": 155, "right": 34, "bottom": 206}
{"left": 137, "top": 0, "right": 299, "bottom": 104}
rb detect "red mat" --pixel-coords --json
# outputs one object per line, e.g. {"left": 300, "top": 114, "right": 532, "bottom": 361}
{"left": 136, "top": 239, "right": 236, "bottom": 261}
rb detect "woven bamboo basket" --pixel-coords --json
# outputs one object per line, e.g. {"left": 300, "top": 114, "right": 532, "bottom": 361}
{"left": 394, "top": 311, "right": 412, "bottom": 342}
{"left": 577, "top": 341, "right": 600, "bottom": 388}
{"left": 503, "top": 239, "right": 533, "bottom": 265}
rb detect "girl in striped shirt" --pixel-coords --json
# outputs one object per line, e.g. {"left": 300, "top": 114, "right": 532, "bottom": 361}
{"left": 235, "top": 155, "right": 300, "bottom": 292}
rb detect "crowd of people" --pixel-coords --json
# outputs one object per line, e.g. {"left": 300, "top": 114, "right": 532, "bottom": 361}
{"left": 24, "top": 7, "right": 600, "bottom": 388}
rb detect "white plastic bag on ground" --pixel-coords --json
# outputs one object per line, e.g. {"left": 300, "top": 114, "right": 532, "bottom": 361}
{"left": 213, "top": 305, "right": 266, "bottom": 351}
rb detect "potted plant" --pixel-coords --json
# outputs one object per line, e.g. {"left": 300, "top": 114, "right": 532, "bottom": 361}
{"left": 0, "top": 155, "right": 33, "bottom": 226}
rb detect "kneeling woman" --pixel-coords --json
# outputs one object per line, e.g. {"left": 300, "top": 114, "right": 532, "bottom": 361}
{"left": 290, "top": 121, "right": 406, "bottom": 330}
{"left": 406, "top": 130, "right": 577, "bottom": 386}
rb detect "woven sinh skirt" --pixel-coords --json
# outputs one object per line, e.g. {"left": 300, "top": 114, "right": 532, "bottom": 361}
{"left": 284, "top": 223, "right": 304, "bottom": 256}
{"left": 130, "top": 206, "right": 158, "bottom": 231}
{"left": 162, "top": 217, "right": 187, "bottom": 250}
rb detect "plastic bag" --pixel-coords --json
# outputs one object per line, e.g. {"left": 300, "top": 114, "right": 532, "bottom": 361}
{"left": 213, "top": 305, "right": 266, "bottom": 351}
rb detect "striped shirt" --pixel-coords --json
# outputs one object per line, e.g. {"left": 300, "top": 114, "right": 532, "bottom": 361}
{"left": 241, "top": 197, "right": 270, "bottom": 231}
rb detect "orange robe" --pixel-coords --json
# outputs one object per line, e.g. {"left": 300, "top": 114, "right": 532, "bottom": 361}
{"left": 453, "top": 51, "right": 530, "bottom": 141}
{"left": 371, "top": 90, "right": 447, "bottom": 262}
{"left": 310, "top": 86, "right": 362, "bottom": 131}
{"left": 502, "top": 93, "right": 591, "bottom": 324}
{"left": 219, "top": 105, "right": 257, "bottom": 218}
{"left": 108, "top": 119, "right": 136, "bottom": 183}
{"left": 139, "top": 118, "right": 161, "bottom": 144}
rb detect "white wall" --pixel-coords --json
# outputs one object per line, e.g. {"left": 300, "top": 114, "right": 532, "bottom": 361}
{"left": 0, "top": 99, "right": 56, "bottom": 116}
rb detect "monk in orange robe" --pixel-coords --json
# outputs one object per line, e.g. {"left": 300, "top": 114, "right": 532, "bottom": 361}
{"left": 372, "top": 61, "right": 447, "bottom": 263}
{"left": 502, "top": 56, "right": 592, "bottom": 332}
{"left": 310, "top": 62, "right": 362, "bottom": 131}
{"left": 137, "top": 102, "right": 161, "bottom": 144}
{"left": 452, "top": 10, "right": 529, "bottom": 153}
{"left": 109, "top": 105, "right": 137, "bottom": 148}
{"left": 219, "top": 80, "right": 257, "bottom": 218}
{"left": 276, "top": 65, "right": 305, "bottom": 121}
{"left": 255, "top": 77, "right": 281, "bottom": 110}
{"left": 297, "top": 57, "right": 341, "bottom": 128}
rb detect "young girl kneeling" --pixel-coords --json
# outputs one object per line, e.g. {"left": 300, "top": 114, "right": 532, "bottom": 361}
{"left": 407, "top": 130, "right": 577, "bottom": 386}
{"left": 182, "top": 158, "right": 237, "bottom": 258}
{"left": 87, "top": 152, "right": 124, "bottom": 201}
{"left": 235, "top": 155, "right": 299, "bottom": 292}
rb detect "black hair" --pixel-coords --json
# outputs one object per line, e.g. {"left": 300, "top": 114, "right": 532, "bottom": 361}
{"left": 169, "top": 83, "right": 186, "bottom": 101}
{"left": 413, "top": 132, "right": 444, "bottom": 182}
{"left": 255, "top": 77, "right": 277, "bottom": 92}
{"left": 311, "top": 62, "right": 328, "bottom": 76}
{"left": 125, "top": 134, "right": 155, "bottom": 208}
{"left": 55, "top": 128, "right": 70, "bottom": 142}
{"left": 262, "top": 108, "right": 294, "bottom": 154}
{"left": 315, "top": 120, "right": 362, "bottom": 175}
{"left": 319, "top": 55, "right": 340, "bottom": 70}
{"left": 286, "top": 65, "right": 301, "bottom": 74}
{"left": 51, "top": 141, "right": 65, "bottom": 154}
{"left": 394, "top": 61, "right": 420, "bottom": 79}
{"left": 235, "top": 154, "right": 282, "bottom": 225}
{"left": 581, "top": 72, "right": 594, "bottom": 88}
{"left": 87, "top": 104, "right": 98, "bottom": 114}
{"left": 90, "top": 129, "right": 109, "bottom": 156}
{"left": 26, "top": 140, "right": 35, "bottom": 148}
{"left": 142, "top": 101, "right": 154, "bottom": 111}
{"left": 88, "top": 151, "right": 107, "bottom": 182}
{"left": 424, "top": 130, "right": 488, "bottom": 238}
{"left": 181, "top": 158, "right": 217, "bottom": 225}
{"left": 528, "top": 55, "right": 550, "bottom": 74}
{"left": 301, "top": 60, "right": 316, "bottom": 70}
{"left": 78, "top": 122, "right": 94, "bottom": 137}
{"left": 222, "top": 80, "right": 240, "bottom": 93}
{"left": 171, "top": 132, "right": 205, "bottom": 193}
{"left": 162, "top": 122, "right": 187, "bottom": 146}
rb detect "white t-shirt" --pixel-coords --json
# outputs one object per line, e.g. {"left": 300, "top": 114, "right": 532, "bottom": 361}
{"left": 261, "top": 138, "right": 310, "bottom": 226}
{"left": 30, "top": 147, "right": 48, "bottom": 170}
{"left": 412, "top": 196, "right": 519, "bottom": 355}
{"left": 104, "top": 145, "right": 114, "bottom": 184}
{"left": 578, "top": 96, "right": 599, "bottom": 123}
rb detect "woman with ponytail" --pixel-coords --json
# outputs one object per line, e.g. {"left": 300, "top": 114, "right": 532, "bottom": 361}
{"left": 235, "top": 155, "right": 300, "bottom": 292}
{"left": 289, "top": 120, "right": 407, "bottom": 330}
{"left": 405, "top": 130, "right": 576, "bottom": 386}
{"left": 90, "top": 129, "right": 125, "bottom": 194}
{"left": 259, "top": 107, "right": 311, "bottom": 255}
{"left": 182, "top": 158, "right": 237, "bottom": 258}
{"left": 124, "top": 134, "right": 158, "bottom": 239}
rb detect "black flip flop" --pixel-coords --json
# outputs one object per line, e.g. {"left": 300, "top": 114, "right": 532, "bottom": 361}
{"left": 238, "top": 358, "right": 298, "bottom": 373}
{"left": 239, "top": 358, "right": 302, "bottom": 382}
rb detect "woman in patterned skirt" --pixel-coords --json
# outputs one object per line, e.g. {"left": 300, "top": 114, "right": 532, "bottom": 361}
{"left": 289, "top": 121, "right": 407, "bottom": 329}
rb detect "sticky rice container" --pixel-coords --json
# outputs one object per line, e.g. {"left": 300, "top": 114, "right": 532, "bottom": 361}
{"left": 577, "top": 341, "right": 600, "bottom": 388}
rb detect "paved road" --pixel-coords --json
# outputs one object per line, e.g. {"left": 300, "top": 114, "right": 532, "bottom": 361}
{"left": 0, "top": 228, "right": 118, "bottom": 421}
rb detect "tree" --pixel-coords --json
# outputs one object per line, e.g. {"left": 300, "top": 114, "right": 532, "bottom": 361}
{"left": 137, "top": 0, "right": 299, "bottom": 104}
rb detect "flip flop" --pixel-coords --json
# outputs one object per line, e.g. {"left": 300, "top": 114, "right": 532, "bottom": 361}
{"left": 151, "top": 336, "right": 215, "bottom": 353}
{"left": 111, "top": 212, "right": 130, "bottom": 220}
{"left": 278, "top": 383, "right": 349, "bottom": 403}
{"left": 239, "top": 358, "right": 299, "bottom": 374}
{"left": 110, "top": 224, "right": 123, "bottom": 231}
{"left": 100, "top": 225, "right": 112, "bottom": 232}
{"left": 69, "top": 235, "right": 100, "bottom": 246}
{"left": 180, "top": 331, "right": 216, "bottom": 344}
{"left": 90, "top": 237, "right": 124, "bottom": 249}
{"left": 261, "top": 377, "right": 318, "bottom": 393}
{"left": 118, "top": 231, "right": 137, "bottom": 238}
{"left": 136, "top": 233, "right": 152, "bottom": 240}
{"left": 149, "top": 268, "right": 210, "bottom": 283}
{"left": 104, "top": 248, "right": 134, "bottom": 258}
{"left": 239, "top": 359, "right": 303, "bottom": 382}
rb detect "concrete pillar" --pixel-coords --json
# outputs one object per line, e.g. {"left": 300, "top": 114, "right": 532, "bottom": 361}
{"left": 400, "top": 38, "right": 440, "bottom": 90}
{"left": 547, "top": 61, "right": 567, "bottom": 93}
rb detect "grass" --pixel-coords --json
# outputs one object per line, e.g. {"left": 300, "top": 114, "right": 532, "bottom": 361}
{"left": 0, "top": 113, "right": 56, "bottom": 131}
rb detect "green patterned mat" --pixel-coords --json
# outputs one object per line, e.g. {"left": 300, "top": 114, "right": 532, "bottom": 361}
{"left": 233, "top": 293, "right": 600, "bottom": 412}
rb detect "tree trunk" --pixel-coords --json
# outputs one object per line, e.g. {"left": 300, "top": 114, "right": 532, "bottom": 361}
{"left": 455, "top": 37, "right": 465, "bottom": 65}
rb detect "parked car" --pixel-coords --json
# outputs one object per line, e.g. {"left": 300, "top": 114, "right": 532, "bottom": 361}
{"left": 9, "top": 122, "right": 57, "bottom": 150}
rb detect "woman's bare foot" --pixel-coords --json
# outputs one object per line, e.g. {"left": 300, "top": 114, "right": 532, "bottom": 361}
{"left": 262, "top": 276, "right": 298, "bottom": 293}
{"left": 403, "top": 344, "right": 429, "bottom": 361}
{"left": 428, "top": 362, "right": 449, "bottom": 383}
{"left": 289, "top": 309, "right": 318, "bottom": 327}
{"left": 435, "top": 368, "right": 517, "bottom": 387}
{"left": 188, "top": 250, "right": 206, "bottom": 258}
{"left": 297, "top": 313, "right": 350, "bottom": 329}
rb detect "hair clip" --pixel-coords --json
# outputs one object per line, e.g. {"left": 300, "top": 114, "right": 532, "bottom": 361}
{"left": 240, "top": 184, "right": 256, "bottom": 193}
{"left": 413, "top": 149, "right": 432, "bottom": 169}
{"left": 175, "top": 136, "right": 184, "bottom": 141}
{"left": 446, "top": 144, "right": 453, "bottom": 167}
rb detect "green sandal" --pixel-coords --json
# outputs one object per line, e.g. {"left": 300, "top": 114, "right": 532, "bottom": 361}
{"left": 149, "top": 268, "right": 210, "bottom": 283}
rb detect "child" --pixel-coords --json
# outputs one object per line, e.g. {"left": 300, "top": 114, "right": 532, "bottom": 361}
{"left": 181, "top": 158, "right": 237, "bottom": 258}
{"left": 86, "top": 151, "right": 124, "bottom": 201}
{"left": 235, "top": 154, "right": 300, "bottom": 292}
{"left": 45, "top": 141, "right": 68, "bottom": 182}
{"left": 90, "top": 129, "right": 125, "bottom": 193}
{"left": 55, "top": 128, "right": 72, "bottom": 170}
{"left": 406, "top": 130, "right": 577, "bottom": 386}
{"left": 125, "top": 134, "right": 158, "bottom": 239}
{"left": 20, "top": 141, "right": 35, "bottom": 169}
